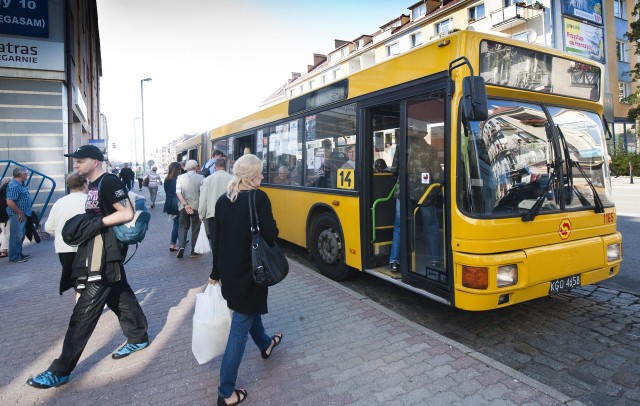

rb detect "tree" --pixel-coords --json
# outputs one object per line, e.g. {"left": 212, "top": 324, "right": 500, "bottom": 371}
{"left": 624, "top": 2, "right": 640, "bottom": 121}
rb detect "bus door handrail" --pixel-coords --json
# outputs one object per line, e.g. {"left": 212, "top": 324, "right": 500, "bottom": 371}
{"left": 411, "top": 183, "right": 442, "bottom": 253}
{"left": 371, "top": 182, "right": 397, "bottom": 242}
{"left": 0, "top": 160, "right": 57, "bottom": 223}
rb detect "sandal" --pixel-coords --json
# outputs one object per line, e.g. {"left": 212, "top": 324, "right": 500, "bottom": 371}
{"left": 261, "top": 333, "right": 283, "bottom": 359}
{"left": 217, "top": 388, "right": 247, "bottom": 406}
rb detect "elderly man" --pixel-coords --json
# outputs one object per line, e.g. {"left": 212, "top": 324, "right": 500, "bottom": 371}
{"left": 176, "top": 159, "right": 204, "bottom": 258}
{"left": 199, "top": 158, "right": 232, "bottom": 252}
{"left": 5, "top": 167, "right": 32, "bottom": 263}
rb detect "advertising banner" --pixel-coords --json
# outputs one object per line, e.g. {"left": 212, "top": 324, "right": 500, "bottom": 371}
{"left": 0, "top": 0, "right": 49, "bottom": 37}
{"left": 563, "top": 18, "right": 604, "bottom": 64}
{"left": 561, "top": 0, "right": 603, "bottom": 25}
{"left": 0, "top": 36, "right": 63, "bottom": 70}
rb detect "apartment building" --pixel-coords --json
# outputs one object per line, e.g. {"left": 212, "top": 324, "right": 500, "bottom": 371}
{"left": 271, "top": 0, "right": 637, "bottom": 152}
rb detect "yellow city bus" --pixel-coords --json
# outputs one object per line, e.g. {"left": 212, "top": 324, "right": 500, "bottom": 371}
{"left": 206, "top": 30, "right": 622, "bottom": 310}
{"left": 175, "top": 132, "right": 210, "bottom": 163}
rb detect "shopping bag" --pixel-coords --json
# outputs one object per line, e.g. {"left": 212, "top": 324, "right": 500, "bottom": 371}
{"left": 192, "top": 283, "right": 231, "bottom": 364}
{"left": 194, "top": 226, "right": 211, "bottom": 254}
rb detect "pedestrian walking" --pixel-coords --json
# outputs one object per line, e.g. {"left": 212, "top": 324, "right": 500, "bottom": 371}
{"left": 209, "top": 154, "right": 283, "bottom": 406}
{"left": 26, "top": 144, "right": 149, "bottom": 389}
{"left": 5, "top": 167, "right": 32, "bottom": 263}
{"left": 44, "top": 173, "right": 88, "bottom": 298}
{"left": 0, "top": 177, "right": 10, "bottom": 258}
{"left": 146, "top": 166, "right": 163, "bottom": 208}
{"left": 136, "top": 166, "right": 144, "bottom": 191}
{"left": 199, "top": 157, "right": 232, "bottom": 253}
{"left": 119, "top": 163, "right": 135, "bottom": 192}
{"left": 176, "top": 159, "right": 204, "bottom": 259}
{"left": 163, "top": 162, "right": 181, "bottom": 252}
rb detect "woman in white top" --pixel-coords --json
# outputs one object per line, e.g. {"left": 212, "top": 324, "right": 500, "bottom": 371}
{"left": 44, "top": 173, "right": 88, "bottom": 298}
{"left": 146, "top": 166, "right": 163, "bottom": 208}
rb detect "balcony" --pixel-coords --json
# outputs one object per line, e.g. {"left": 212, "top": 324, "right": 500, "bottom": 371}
{"left": 490, "top": 3, "right": 543, "bottom": 32}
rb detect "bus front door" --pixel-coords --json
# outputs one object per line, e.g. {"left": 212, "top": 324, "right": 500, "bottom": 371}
{"left": 402, "top": 94, "right": 448, "bottom": 292}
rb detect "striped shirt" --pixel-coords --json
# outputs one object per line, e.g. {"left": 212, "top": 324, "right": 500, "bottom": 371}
{"left": 6, "top": 179, "right": 32, "bottom": 216}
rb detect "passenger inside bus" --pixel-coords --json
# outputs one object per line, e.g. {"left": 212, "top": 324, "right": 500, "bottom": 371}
{"left": 341, "top": 145, "right": 356, "bottom": 169}
{"left": 272, "top": 166, "right": 292, "bottom": 185}
{"left": 374, "top": 159, "right": 390, "bottom": 173}
{"left": 389, "top": 123, "right": 444, "bottom": 271}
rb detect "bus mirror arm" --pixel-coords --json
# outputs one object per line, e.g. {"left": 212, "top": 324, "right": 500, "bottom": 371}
{"left": 602, "top": 116, "right": 613, "bottom": 141}
{"left": 449, "top": 57, "right": 489, "bottom": 122}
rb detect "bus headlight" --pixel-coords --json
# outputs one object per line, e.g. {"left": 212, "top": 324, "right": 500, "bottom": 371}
{"left": 497, "top": 265, "right": 518, "bottom": 288}
{"left": 462, "top": 266, "right": 488, "bottom": 289}
{"left": 607, "top": 243, "right": 621, "bottom": 262}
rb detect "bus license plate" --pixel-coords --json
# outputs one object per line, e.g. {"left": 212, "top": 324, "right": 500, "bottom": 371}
{"left": 549, "top": 274, "right": 581, "bottom": 294}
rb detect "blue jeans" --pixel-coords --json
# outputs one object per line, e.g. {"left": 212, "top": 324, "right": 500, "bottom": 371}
{"left": 8, "top": 214, "right": 26, "bottom": 262}
{"left": 170, "top": 216, "right": 179, "bottom": 245}
{"left": 218, "top": 311, "right": 271, "bottom": 399}
{"left": 389, "top": 199, "right": 442, "bottom": 264}
{"left": 390, "top": 198, "right": 400, "bottom": 264}
{"left": 149, "top": 187, "right": 158, "bottom": 206}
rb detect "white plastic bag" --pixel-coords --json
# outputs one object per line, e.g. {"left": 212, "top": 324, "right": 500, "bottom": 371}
{"left": 192, "top": 283, "right": 231, "bottom": 364}
{"left": 194, "top": 226, "right": 211, "bottom": 254}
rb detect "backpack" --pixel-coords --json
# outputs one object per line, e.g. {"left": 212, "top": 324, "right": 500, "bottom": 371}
{"left": 198, "top": 160, "right": 213, "bottom": 178}
{"left": 98, "top": 174, "right": 151, "bottom": 246}
{"left": 0, "top": 183, "right": 8, "bottom": 223}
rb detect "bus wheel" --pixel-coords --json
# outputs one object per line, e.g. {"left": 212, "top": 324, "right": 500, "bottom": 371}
{"left": 310, "top": 213, "right": 353, "bottom": 281}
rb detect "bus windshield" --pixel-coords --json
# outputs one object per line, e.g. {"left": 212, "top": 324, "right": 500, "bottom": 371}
{"left": 458, "top": 99, "right": 613, "bottom": 218}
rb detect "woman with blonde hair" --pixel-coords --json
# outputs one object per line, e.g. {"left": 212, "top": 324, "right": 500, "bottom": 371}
{"left": 208, "top": 154, "right": 283, "bottom": 406}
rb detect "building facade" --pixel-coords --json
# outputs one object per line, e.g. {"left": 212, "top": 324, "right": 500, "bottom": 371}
{"left": 0, "top": 0, "right": 103, "bottom": 212}
{"left": 270, "top": 0, "right": 637, "bottom": 153}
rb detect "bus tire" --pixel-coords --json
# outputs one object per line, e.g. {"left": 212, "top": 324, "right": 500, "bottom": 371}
{"left": 310, "top": 212, "right": 354, "bottom": 281}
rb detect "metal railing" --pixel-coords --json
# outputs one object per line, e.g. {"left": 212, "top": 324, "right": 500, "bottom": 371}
{"left": 1, "top": 160, "right": 57, "bottom": 223}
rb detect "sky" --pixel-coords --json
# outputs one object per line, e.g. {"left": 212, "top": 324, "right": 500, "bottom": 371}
{"left": 96, "top": 0, "right": 410, "bottom": 163}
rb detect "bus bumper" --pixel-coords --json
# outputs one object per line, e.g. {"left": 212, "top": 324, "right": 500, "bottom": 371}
{"left": 453, "top": 233, "right": 622, "bottom": 311}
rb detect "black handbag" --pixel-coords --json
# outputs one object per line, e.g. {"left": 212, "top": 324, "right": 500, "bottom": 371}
{"left": 249, "top": 189, "right": 289, "bottom": 286}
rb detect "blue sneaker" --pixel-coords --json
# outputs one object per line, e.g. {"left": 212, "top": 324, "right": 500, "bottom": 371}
{"left": 26, "top": 370, "right": 69, "bottom": 389}
{"left": 112, "top": 341, "right": 149, "bottom": 359}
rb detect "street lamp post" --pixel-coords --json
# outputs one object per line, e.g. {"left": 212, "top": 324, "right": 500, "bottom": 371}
{"left": 140, "top": 77, "right": 152, "bottom": 174}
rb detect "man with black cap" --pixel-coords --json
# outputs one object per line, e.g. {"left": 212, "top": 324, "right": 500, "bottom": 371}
{"left": 27, "top": 144, "right": 149, "bottom": 389}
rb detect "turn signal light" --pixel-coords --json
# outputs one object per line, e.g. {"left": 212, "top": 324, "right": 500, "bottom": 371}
{"left": 462, "top": 266, "right": 488, "bottom": 289}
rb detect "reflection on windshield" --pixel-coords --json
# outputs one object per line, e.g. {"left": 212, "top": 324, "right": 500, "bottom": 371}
{"left": 549, "top": 107, "right": 613, "bottom": 210}
{"left": 458, "top": 100, "right": 613, "bottom": 218}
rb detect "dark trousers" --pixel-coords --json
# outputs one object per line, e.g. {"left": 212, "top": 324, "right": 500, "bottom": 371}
{"left": 207, "top": 216, "right": 216, "bottom": 252}
{"left": 49, "top": 274, "right": 148, "bottom": 376}
{"left": 178, "top": 208, "right": 201, "bottom": 252}
{"left": 58, "top": 252, "right": 76, "bottom": 295}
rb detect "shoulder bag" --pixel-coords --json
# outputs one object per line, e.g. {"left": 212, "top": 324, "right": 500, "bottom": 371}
{"left": 249, "top": 189, "right": 288, "bottom": 286}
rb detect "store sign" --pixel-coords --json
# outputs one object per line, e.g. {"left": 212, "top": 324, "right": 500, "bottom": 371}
{"left": 561, "top": 0, "right": 603, "bottom": 25}
{"left": 0, "top": 36, "right": 63, "bottom": 70}
{"left": 563, "top": 19, "right": 604, "bottom": 64}
{"left": 0, "top": 0, "right": 49, "bottom": 37}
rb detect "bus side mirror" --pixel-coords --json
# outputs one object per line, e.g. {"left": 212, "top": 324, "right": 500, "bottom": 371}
{"left": 462, "top": 76, "right": 488, "bottom": 121}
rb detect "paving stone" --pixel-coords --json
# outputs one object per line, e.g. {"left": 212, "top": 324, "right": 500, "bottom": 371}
{"left": 0, "top": 194, "right": 573, "bottom": 405}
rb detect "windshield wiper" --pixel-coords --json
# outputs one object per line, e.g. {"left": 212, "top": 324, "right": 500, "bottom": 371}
{"left": 556, "top": 125, "right": 604, "bottom": 213}
{"left": 522, "top": 159, "right": 560, "bottom": 222}
{"left": 568, "top": 159, "right": 605, "bottom": 213}
{"left": 522, "top": 124, "right": 560, "bottom": 222}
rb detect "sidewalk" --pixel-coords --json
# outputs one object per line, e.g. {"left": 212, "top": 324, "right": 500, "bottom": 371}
{"left": 0, "top": 189, "right": 577, "bottom": 405}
